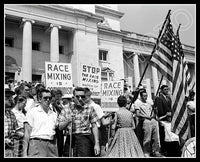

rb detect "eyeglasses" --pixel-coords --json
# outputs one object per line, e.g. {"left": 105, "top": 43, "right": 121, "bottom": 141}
{"left": 43, "top": 96, "right": 52, "bottom": 101}
{"left": 75, "top": 95, "right": 86, "bottom": 99}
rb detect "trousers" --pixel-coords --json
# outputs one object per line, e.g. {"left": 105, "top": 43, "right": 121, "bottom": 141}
{"left": 28, "top": 138, "right": 58, "bottom": 157}
{"left": 63, "top": 134, "right": 93, "bottom": 157}
{"left": 142, "top": 119, "right": 160, "bottom": 154}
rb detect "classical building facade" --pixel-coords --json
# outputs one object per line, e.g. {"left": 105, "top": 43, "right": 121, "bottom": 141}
{"left": 4, "top": 4, "right": 195, "bottom": 98}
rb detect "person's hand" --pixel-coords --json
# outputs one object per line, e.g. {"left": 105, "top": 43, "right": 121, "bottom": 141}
{"left": 166, "top": 112, "right": 171, "bottom": 116}
{"left": 94, "top": 143, "right": 100, "bottom": 156}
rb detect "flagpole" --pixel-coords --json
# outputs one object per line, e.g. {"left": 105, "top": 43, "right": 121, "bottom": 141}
{"left": 129, "top": 10, "right": 171, "bottom": 110}
{"left": 155, "top": 75, "right": 164, "bottom": 97}
{"left": 136, "top": 9, "right": 171, "bottom": 89}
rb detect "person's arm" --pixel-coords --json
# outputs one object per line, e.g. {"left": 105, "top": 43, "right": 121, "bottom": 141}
{"left": 135, "top": 109, "right": 151, "bottom": 120}
{"left": 58, "top": 109, "right": 72, "bottom": 130}
{"left": 22, "top": 122, "right": 32, "bottom": 157}
{"left": 91, "top": 122, "right": 100, "bottom": 156}
{"left": 111, "top": 113, "right": 117, "bottom": 137}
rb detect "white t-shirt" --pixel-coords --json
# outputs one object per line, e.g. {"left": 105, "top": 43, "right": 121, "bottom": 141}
{"left": 134, "top": 98, "right": 153, "bottom": 117}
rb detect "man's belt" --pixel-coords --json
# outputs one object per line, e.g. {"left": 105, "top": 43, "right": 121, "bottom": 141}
{"left": 30, "top": 138, "right": 54, "bottom": 142}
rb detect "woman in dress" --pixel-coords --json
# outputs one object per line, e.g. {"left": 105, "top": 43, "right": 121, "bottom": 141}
{"left": 107, "top": 95, "right": 144, "bottom": 157}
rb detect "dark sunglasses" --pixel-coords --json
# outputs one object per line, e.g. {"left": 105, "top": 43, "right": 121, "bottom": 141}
{"left": 43, "top": 96, "right": 52, "bottom": 101}
{"left": 75, "top": 95, "right": 86, "bottom": 99}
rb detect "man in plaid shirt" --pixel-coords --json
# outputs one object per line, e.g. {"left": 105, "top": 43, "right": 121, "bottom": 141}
{"left": 58, "top": 87, "right": 100, "bottom": 157}
{"left": 5, "top": 84, "right": 23, "bottom": 157}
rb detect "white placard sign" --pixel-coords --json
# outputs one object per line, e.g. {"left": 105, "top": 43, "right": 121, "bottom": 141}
{"left": 101, "top": 80, "right": 124, "bottom": 112}
{"left": 80, "top": 64, "right": 101, "bottom": 98}
{"left": 45, "top": 62, "right": 73, "bottom": 94}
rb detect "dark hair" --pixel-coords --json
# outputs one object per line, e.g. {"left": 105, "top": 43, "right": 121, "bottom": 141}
{"left": 38, "top": 88, "right": 51, "bottom": 99}
{"left": 14, "top": 95, "right": 27, "bottom": 106}
{"left": 84, "top": 87, "right": 92, "bottom": 96}
{"left": 139, "top": 88, "right": 147, "bottom": 97}
{"left": 189, "top": 90, "right": 195, "bottom": 100}
{"left": 160, "top": 85, "right": 168, "bottom": 90}
{"left": 56, "top": 89, "right": 63, "bottom": 96}
{"left": 117, "top": 95, "right": 127, "bottom": 107}
{"left": 73, "top": 87, "right": 85, "bottom": 96}
{"left": 50, "top": 89, "right": 63, "bottom": 97}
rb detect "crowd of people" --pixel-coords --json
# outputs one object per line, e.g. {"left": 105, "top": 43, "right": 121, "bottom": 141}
{"left": 4, "top": 79, "right": 195, "bottom": 157}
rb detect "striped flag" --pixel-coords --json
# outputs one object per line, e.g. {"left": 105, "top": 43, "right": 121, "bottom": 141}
{"left": 150, "top": 13, "right": 173, "bottom": 82}
{"left": 171, "top": 25, "right": 189, "bottom": 140}
{"left": 184, "top": 61, "right": 195, "bottom": 97}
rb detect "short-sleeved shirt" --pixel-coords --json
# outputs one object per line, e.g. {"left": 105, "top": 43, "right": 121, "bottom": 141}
{"left": 11, "top": 108, "right": 28, "bottom": 128}
{"left": 134, "top": 98, "right": 153, "bottom": 117}
{"left": 5, "top": 109, "right": 19, "bottom": 140}
{"left": 58, "top": 104, "right": 99, "bottom": 135}
{"left": 26, "top": 104, "right": 58, "bottom": 140}
{"left": 87, "top": 100, "right": 104, "bottom": 128}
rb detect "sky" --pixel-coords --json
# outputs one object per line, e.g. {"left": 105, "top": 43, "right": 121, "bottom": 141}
{"left": 118, "top": 4, "right": 195, "bottom": 46}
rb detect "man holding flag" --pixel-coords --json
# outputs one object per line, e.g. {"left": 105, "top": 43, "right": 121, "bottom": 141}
{"left": 134, "top": 9, "right": 195, "bottom": 157}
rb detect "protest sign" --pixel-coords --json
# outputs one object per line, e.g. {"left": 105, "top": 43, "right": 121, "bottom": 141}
{"left": 80, "top": 64, "right": 101, "bottom": 98}
{"left": 101, "top": 80, "right": 124, "bottom": 112}
{"left": 45, "top": 62, "right": 73, "bottom": 95}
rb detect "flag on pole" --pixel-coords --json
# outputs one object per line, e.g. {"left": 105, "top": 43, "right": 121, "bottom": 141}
{"left": 171, "top": 24, "right": 189, "bottom": 140}
{"left": 184, "top": 60, "right": 195, "bottom": 97}
{"left": 150, "top": 12, "right": 173, "bottom": 82}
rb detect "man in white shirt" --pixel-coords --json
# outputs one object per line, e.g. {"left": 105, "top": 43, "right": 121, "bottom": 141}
{"left": 84, "top": 88, "right": 112, "bottom": 156}
{"left": 134, "top": 89, "right": 162, "bottom": 157}
{"left": 26, "top": 88, "right": 58, "bottom": 157}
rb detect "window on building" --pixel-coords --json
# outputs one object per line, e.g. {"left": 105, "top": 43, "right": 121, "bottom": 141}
{"left": 99, "top": 50, "right": 108, "bottom": 61}
{"left": 5, "top": 37, "right": 14, "bottom": 47}
{"left": 101, "top": 71, "right": 108, "bottom": 81}
{"left": 59, "top": 45, "right": 64, "bottom": 54}
{"left": 32, "top": 41, "right": 40, "bottom": 51}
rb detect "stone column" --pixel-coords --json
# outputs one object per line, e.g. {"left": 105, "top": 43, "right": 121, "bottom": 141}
{"left": 133, "top": 53, "right": 140, "bottom": 88}
{"left": 151, "top": 66, "right": 159, "bottom": 95}
{"left": 50, "top": 24, "right": 61, "bottom": 62}
{"left": 22, "top": 18, "right": 35, "bottom": 82}
{"left": 146, "top": 78, "right": 152, "bottom": 99}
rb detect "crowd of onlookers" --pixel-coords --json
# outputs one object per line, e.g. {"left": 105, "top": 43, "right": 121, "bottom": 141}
{"left": 5, "top": 79, "right": 195, "bottom": 157}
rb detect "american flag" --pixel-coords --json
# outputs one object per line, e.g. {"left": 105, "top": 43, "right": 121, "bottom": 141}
{"left": 149, "top": 10, "right": 194, "bottom": 140}
{"left": 171, "top": 25, "right": 190, "bottom": 140}
{"left": 150, "top": 13, "right": 173, "bottom": 82}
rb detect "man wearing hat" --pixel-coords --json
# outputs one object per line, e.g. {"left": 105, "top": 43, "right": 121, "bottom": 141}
{"left": 5, "top": 84, "right": 23, "bottom": 157}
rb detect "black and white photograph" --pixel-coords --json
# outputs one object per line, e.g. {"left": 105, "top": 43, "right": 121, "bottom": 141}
{"left": 4, "top": 4, "right": 196, "bottom": 158}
